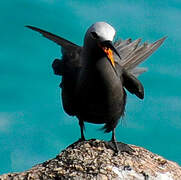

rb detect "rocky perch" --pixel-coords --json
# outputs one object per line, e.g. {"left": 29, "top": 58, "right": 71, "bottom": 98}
{"left": 0, "top": 139, "right": 181, "bottom": 180}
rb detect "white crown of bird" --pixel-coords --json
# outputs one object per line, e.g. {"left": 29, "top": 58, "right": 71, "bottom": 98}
{"left": 85, "top": 22, "right": 116, "bottom": 43}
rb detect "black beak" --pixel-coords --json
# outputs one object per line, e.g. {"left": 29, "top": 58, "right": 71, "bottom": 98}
{"left": 100, "top": 40, "right": 122, "bottom": 60}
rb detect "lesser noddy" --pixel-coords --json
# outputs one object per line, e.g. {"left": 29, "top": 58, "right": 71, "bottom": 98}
{"left": 26, "top": 22, "right": 166, "bottom": 153}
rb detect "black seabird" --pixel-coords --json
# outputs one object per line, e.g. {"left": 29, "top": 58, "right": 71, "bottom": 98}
{"left": 26, "top": 22, "right": 166, "bottom": 153}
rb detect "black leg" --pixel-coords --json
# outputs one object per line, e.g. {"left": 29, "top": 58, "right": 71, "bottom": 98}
{"left": 79, "top": 120, "right": 85, "bottom": 141}
{"left": 111, "top": 129, "right": 119, "bottom": 153}
{"left": 106, "top": 128, "right": 135, "bottom": 155}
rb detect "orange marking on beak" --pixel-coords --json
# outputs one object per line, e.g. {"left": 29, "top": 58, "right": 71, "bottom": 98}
{"left": 102, "top": 47, "right": 115, "bottom": 67}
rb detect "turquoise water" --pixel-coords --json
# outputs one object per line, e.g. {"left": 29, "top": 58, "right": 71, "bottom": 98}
{"left": 0, "top": 0, "right": 181, "bottom": 174}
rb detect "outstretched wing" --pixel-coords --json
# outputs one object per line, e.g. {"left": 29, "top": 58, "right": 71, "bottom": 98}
{"left": 26, "top": 25, "right": 82, "bottom": 116}
{"left": 114, "top": 37, "right": 166, "bottom": 99}
{"left": 26, "top": 25, "right": 82, "bottom": 75}
{"left": 114, "top": 37, "right": 166, "bottom": 75}
{"left": 25, "top": 25, "right": 80, "bottom": 51}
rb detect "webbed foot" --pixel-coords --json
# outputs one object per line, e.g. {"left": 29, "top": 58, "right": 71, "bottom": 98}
{"left": 106, "top": 129, "right": 135, "bottom": 155}
{"left": 106, "top": 141, "right": 135, "bottom": 155}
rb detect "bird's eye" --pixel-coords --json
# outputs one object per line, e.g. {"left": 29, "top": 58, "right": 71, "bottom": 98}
{"left": 90, "top": 32, "right": 99, "bottom": 39}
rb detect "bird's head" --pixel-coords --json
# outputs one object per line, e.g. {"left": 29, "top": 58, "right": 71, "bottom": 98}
{"left": 84, "top": 22, "right": 121, "bottom": 68}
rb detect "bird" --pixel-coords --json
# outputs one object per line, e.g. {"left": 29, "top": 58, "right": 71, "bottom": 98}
{"left": 26, "top": 22, "right": 166, "bottom": 153}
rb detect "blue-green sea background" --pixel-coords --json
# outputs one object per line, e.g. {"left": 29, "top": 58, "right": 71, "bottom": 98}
{"left": 0, "top": 0, "right": 181, "bottom": 174}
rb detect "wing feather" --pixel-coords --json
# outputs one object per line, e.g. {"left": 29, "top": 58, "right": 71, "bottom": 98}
{"left": 115, "top": 38, "right": 132, "bottom": 50}
{"left": 25, "top": 25, "right": 80, "bottom": 51}
{"left": 123, "top": 37, "right": 166, "bottom": 70}
{"left": 114, "top": 37, "right": 166, "bottom": 73}
{"left": 118, "top": 38, "right": 142, "bottom": 59}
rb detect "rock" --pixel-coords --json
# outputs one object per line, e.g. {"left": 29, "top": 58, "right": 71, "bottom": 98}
{"left": 0, "top": 139, "right": 181, "bottom": 180}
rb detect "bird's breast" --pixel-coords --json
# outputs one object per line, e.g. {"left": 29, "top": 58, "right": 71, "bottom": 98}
{"left": 76, "top": 56, "right": 126, "bottom": 123}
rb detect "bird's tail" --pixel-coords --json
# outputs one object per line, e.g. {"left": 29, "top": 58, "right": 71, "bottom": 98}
{"left": 101, "top": 123, "right": 115, "bottom": 133}
{"left": 101, "top": 117, "right": 123, "bottom": 133}
{"left": 101, "top": 114, "right": 126, "bottom": 133}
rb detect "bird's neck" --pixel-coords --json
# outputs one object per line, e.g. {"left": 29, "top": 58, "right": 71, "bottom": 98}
{"left": 82, "top": 42, "right": 105, "bottom": 67}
